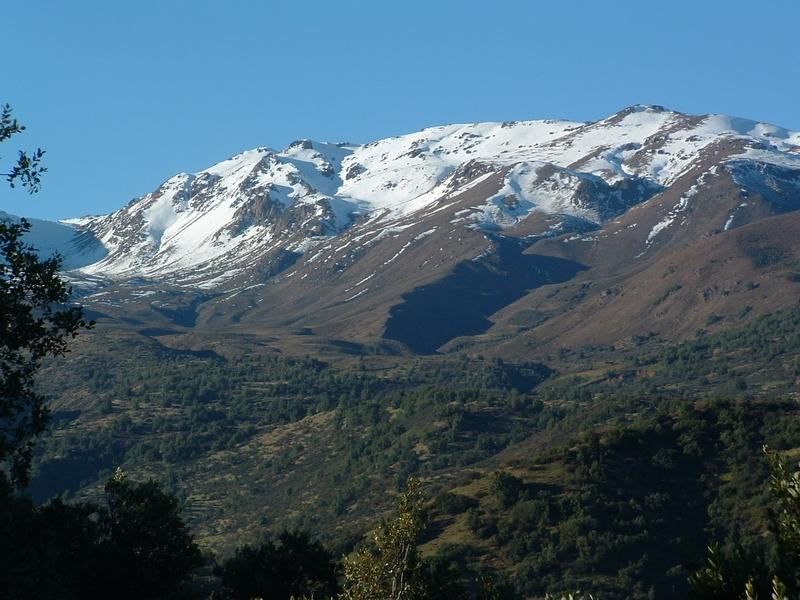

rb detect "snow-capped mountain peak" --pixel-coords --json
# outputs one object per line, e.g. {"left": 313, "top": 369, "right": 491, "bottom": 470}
{"left": 26, "top": 105, "right": 799, "bottom": 290}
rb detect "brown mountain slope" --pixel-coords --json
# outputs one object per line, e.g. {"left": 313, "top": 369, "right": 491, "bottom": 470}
{"left": 476, "top": 209, "right": 800, "bottom": 357}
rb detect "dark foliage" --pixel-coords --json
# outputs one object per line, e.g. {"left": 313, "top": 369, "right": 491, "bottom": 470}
{"left": 0, "top": 104, "right": 46, "bottom": 193}
{"left": 217, "top": 530, "right": 339, "bottom": 600}
{"left": 97, "top": 469, "right": 204, "bottom": 600}
{"left": 0, "top": 104, "right": 90, "bottom": 488}
{"left": 0, "top": 471, "right": 203, "bottom": 599}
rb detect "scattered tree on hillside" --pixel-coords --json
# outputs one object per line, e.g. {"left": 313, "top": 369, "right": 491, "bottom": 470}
{"left": 490, "top": 470, "right": 524, "bottom": 509}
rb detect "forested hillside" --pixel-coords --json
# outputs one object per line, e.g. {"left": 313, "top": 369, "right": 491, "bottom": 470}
{"left": 24, "top": 304, "right": 800, "bottom": 597}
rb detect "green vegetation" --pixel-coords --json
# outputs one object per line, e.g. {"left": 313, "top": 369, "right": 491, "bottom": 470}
{"left": 418, "top": 399, "right": 800, "bottom": 599}
{"left": 20, "top": 298, "right": 800, "bottom": 598}
{"left": 10, "top": 428, "right": 800, "bottom": 599}
{"left": 31, "top": 341, "right": 554, "bottom": 549}
{"left": 688, "top": 447, "right": 800, "bottom": 599}
{"left": 340, "top": 477, "right": 433, "bottom": 600}
{"left": 339, "top": 476, "right": 518, "bottom": 600}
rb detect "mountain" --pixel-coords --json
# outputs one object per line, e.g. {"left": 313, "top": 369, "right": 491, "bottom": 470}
{"left": 0, "top": 211, "right": 107, "bottom": 270}
{"left": 24, "top": 105, "right": 800, "bottom": 356}
{"left": 24, "top": 106, "right": 800, "bottom": 596}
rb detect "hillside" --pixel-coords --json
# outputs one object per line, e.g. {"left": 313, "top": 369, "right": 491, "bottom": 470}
{"left": 26, "top": 302, "right": 800, "bottom": 597}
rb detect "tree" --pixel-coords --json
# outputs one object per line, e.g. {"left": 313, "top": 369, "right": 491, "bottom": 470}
{"left": 766, "top": 445, "right": 800, "bottom": 579}
{"left": 95, "top": 468, "right": 204, "bottom": 600}
{"left": 0, "top": 103, "right": 90, "bottom": 488}
{"left": 0, "top": 104, "right": 46, "bottom": 193}
{"left": 218, "top": 530, "right": 339, "bottom": 600}
{"left": 490, "top": 470, "right": 524, "bottom": 509}
{"left": 340, "top": 477, "right": 429, "bottom": 600}
{"left": 0, "top": 477, "right": 102, "bottom": 599}
{"left": 0, "top": 468, "right": 203, "bottom": 599}
{"left": 0, "top": 105, "right": 202, "bottom": 599}
{"left": 689, "top": 446, "right": 800, "bottom": 599}
{"left": 340, "top": 478, "right": 518, "bottom": 600}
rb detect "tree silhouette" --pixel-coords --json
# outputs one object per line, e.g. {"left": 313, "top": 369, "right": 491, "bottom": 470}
{"left": 218, "top": 529, "right": 339, "bottom": 599}
{"left": 95, "top": 468, "right": 204, "bottom": 600}
{"left": 0, "top": 103, "right": 90, "bottom": 488}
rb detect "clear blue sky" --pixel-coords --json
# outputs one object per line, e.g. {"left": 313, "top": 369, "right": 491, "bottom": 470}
{"left": 3, "top": 0, "right": 798, "bottom": 220}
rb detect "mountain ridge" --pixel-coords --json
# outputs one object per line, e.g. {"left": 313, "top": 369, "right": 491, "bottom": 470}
{"left": 41, "top": 104, "right": 799, "bottom": 280}
{"left": 13, "top": 104, "right": 800, "bottom": 356}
